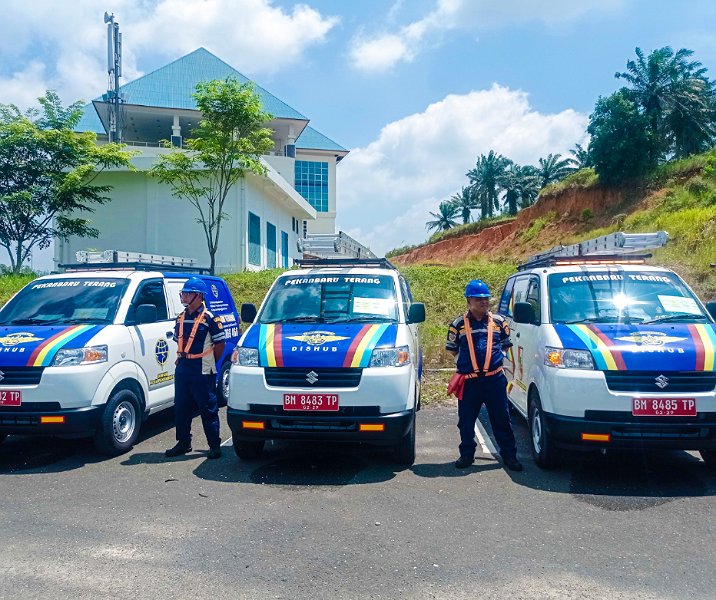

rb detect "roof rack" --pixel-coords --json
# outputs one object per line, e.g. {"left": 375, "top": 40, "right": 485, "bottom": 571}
{"left": 60, "top": 250, "right": 210, "bottom": 273}
{"left": 296, "top": 257, "right": 397, "bottom": 270}
{"left": 518, "top": 231, "right": 669, "bottom": 270}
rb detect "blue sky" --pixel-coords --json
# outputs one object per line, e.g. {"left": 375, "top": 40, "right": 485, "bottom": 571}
{"left": 1, "top": 0, "right": 715, "bottom": 257}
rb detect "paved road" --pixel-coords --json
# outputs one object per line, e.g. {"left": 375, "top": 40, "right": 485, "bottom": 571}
{"left": 1, "top": 405, "right": 715, "bottom": 599}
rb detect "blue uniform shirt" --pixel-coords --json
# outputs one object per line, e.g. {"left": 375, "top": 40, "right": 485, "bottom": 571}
{"left": 174, "top": 304, "right": 226, "bottom": 375}
{"left": 446, "top": 312, "right": 512, "bottom": 375}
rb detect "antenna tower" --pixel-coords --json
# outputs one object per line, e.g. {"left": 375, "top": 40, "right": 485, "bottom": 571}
{"left": 104, "top": 12, "right": 123, "bottom": 143}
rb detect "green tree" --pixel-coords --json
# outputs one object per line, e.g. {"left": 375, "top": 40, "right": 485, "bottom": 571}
{"left": 587, "top": 89, "right": 653, "bottom": 185}
{"left": 616, "top": 46, "right": 716, "bottom": 161}
{"left": 150, "top": 77, "right": 275, "bottom": 274}
{"left": 449, "top": 186, "right": 476, "bottom": 224}
{"left": 466, "top": 151, "right": 511, "bottom": 219}
{"left": 426, "top": 201, "right": 460, "bottom": 233}
{"left": 0, "top": 91, "right": 133, "bottom": 272}
{"left": 537, "top": 153, "right": 576, "bottom": 188}
{"left": 498, "top": 164, "right": 540, "bottom": 215}
{"left": 569, "top": 143, "right": 592, "bottom": 168}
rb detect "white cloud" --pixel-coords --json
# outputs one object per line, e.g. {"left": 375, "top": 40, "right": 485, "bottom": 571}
{"left": 336, "top": 84, "right": 588, "bottom": 256}
{"left": 349, "top": 0, "right": 627, "bottom": 73}
{"left": 0, "top": 0, "right": 339, "bottom": 109}
{"left": 0, "top": 62, "right": 48, "bottom": 108}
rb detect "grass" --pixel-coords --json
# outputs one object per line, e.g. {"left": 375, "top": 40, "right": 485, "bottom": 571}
{"left": 426, "top": 215, "right": 515, "bottom": 245}
{"left": 520, "top": 211, "right": 556, "bottom": 243}
{"left": 0, "top": 273, "right": 36, "bottom": 306}
{"left": 540, "top": 168, "right": 599, "bottom": 196}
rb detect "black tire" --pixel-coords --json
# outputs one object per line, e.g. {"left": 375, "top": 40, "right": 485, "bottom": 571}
{"left": 699, "top": 450, "right": 716, "bottom": 467}
{"left": 528, "top": 391, "right": 560, "bottom": 469}
{"left": 93, "top": 389, "right": 141, "bottom": 456}
{"left": 233, "top": 439, "right": 265, "bottom": 460}
{"left": 393, "top": 411, "right": 416, "bottom": 466}
{"left": 217, "top": 361, "right": 231, "bottom": 408}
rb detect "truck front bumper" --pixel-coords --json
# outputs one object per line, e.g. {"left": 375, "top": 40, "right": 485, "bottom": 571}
{"left": 0, "top": 405, "right": 103, "bottom": 437}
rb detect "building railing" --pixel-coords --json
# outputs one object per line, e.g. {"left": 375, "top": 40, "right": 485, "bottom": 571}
{"left": 298, "top": 231, "right": 376, "bottom": 259}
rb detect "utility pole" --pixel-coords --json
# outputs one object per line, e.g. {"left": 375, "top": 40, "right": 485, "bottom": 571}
{"left": 104, "top": 12, "right": 123, "bottom": 143}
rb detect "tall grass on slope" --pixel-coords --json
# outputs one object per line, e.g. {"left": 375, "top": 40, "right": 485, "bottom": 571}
{"left": 0, "top": 273, "right": 36, "bottom": 307}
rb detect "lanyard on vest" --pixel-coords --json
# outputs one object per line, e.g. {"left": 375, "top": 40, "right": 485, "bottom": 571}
{"left": 177, "top": 305, "right": 211, "bottom": 359}
{"left": 464, "top": 311, "right": 495, "bottom": 375}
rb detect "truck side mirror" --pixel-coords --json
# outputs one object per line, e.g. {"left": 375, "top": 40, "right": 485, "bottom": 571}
{"left": 513, "top": 302, "right": 536, "bottom": 325}
{"left": 136, "top": 304, "right": 158, "bottom": 324}
{"left": 706, "top": 301, "right": 716, "bottom": 321}
{"left": 241, "top": 303, "right": 257, "bottom": 323}
{"left": 407, "top": 303, "right": 426, "bottom": 324}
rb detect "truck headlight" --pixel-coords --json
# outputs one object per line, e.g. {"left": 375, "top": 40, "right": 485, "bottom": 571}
{"left": 237, "top": 347, "right": 259, "bottom": 367}
{"left": 544, "top": 347, "right": 594, "bottom": 370}
{"left": 52, "top": 345, "right": 108, "bottom": 367}
{"left": 369, "top": 345, "right": 410, "bottom": 367}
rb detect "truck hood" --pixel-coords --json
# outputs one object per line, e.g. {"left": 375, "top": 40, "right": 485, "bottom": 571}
{"left": 242, "top": 323, "right": 398, "bottom": 368}
{"left": 0, "top": 325, "right": 105, "bottom": 367}
{"left": 554, "top": 323, "right": 716, "bottom": 371}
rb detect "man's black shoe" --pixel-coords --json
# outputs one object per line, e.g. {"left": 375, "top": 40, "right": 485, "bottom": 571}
{"left": 165, "top": 443, "right": 192, "bottom": 457}
{"left": 207, "top": 446, "right": 222, "bottom": 459}
{"left": 503, "top": 458, "right": 523, "bottom": 471}
{"left": 454, "top": 456, "right": 475, "bottom": 469}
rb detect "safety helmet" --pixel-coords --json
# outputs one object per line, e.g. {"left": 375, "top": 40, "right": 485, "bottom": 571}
{"left": 180, "top": 277, "right": 207, "bottom": 295}
{"left": 464, "top": 279, "right": 491, "bottom": 298}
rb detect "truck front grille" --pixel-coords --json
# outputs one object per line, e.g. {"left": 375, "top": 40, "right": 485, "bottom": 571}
{"left": 264, "top": 367, "right": 362, "bottom": 388}
{"left": 604, "top": 371, "right": 716, "bottom": 393}
{"left": 0, "top": 366, "right": 44, "bottom": 386}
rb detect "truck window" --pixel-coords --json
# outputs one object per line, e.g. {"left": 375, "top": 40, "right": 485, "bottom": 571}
{"left": 259, "top": 275, "right": 399, "bottom": 324}
{"left": 126, "top": 280, "right": 169, "bottom": 324}
{"left": 548, "top": 271, "right": 710, "bottom": 324}
{"left": 498, "top": 277, "right": 516, "bottom": 315}
{"left": 509, "top": 276, "right": 540, "bottom": 322}
{"left": 0, "top": 278, "right": 129, "bottom": 325}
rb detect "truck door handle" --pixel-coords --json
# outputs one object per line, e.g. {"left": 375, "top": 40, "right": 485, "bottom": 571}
{"left": 516, "top": 332, "right": 520, "bottom": 338}
{"left": 166, "top": 331, "right": 174, "bottom": 339}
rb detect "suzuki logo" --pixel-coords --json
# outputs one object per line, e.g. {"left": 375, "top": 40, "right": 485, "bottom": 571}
{"left": 306, "top": 370, "right": 319, "bottom": 384}
{"left": 655, "top": 374, "right": 669, "bottom": 389}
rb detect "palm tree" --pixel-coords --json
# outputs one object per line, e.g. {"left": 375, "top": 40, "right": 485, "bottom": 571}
{"left": 426, "top": 201, "right": 460, "bottom": 233}
{"left": 449, "top": 187, "right": 476, "bottom": 224}
{"left": 466, "top": 151, "right": 511, "bottom": 219}
{"left": 498, "top": 165, "right": 540, "bottom": 215}
{"left": 537, "top": 153, "right": 576, "bottom": 188}
{"left": 569, "top": 143, "right": 592, "bottom": 169}
{"left": 616, "top": 46, "right": 716, "bottom": 160}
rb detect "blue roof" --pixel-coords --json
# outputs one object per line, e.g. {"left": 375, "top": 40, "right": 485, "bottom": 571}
{"left": 296, "top": 126, "right": 347, "bottom": 152}
{"left": 98, "top": 47, "right": 307, "bottom": 119}
{"left": 75, "top": 104, "right": 106, "bottom": 135}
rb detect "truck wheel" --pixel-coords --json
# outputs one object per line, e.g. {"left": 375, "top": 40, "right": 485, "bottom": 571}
{"left": 393, "top": 412, "right": 416, "bottom": 466}
{"left": 217, "top": 361, "right": 231, "bottom": 408}
{"left": 93, "top": 389, "right": 141, "bottom": 456}
{"left": 699, "top": 450, "right": 716, "bottom": 468}
{"left": 528, "top": 392, "right": 560, "bottom": 469}
{"left": 233, "top": 439, "right": 265, "bottom": 460}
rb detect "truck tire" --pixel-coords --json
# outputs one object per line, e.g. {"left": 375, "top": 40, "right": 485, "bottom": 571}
{"left": 528, "top": 391, "right": 560, "bottom": 469}
{"left": 233, "top": 439, "right": 265, "bottom": 460}
{"left": 217, "top": 361, "right": 231, "bottom": 408}
{"left": 93, "top": 389, "right": 141, "bottom": 456}
{"left": 393, "top": 412, "right": 416, "bottom": 466}
{"left": 700, "top": 450, "right": 716, "bottom": 468}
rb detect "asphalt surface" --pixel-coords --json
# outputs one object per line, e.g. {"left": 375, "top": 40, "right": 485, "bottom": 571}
{"left": 1, "top": 405, "right": 715, "bottom": 600}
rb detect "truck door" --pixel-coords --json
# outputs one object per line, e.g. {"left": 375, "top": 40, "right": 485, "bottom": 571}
{"left": 502, "top": 274, "right": 542, "bottom": 416}
{"left": 126, "top": 279, "right": 176, "bottom": 411}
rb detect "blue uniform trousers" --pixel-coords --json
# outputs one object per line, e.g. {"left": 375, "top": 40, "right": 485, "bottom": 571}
{"left": 174, "top": 371, "right": 221, "bottom": 449}
{"left": 457, "top": 373, "right": 517, "bottom": 461}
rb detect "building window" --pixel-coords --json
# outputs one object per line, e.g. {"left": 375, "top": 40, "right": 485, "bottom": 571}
{"left": 281, "top": 231, "right": 289, "bottom": 269}
{"left": 248, "top": 212, "right": 261, "bottom": 266}
{"left": 295, "top": 160, "right": 328, "bottom": 212}
{"left": 266, "top": 221, "right": 277, "bottom": 269}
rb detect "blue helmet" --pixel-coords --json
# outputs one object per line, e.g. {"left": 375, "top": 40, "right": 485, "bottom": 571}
{"left": 464, "top": 279, "right": 491, "bottom": 298}
{"left": 181, "top": 277, "right": 206, "bottom": 295}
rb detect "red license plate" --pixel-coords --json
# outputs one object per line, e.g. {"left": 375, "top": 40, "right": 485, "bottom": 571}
{"left": 632, "top": 397, "right": 696, "bottom": 417}
{"left": 0, "top": 390, "right": 22, "bottom": 407}
{"left": 283, "top": 393, "right": 339, "bottom": 412}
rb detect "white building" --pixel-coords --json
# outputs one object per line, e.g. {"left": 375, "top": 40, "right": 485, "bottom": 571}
{"left": 57, "top": 47, "right": 349, "bottom": 272}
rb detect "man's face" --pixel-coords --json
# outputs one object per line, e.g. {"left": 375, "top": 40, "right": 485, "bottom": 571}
{"left": 466, "top": 296, "right": 490, "bottom": 315}
{"left": 180, "top": 291, "right": 201, "bottom": 307}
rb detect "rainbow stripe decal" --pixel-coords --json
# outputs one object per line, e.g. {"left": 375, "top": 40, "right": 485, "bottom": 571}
{"left": 27, "top": 325, "right": 97, "bottom": 366}
{"left": 342, "top": 324, "right": 390, "bottom": 368}
{"left": 250, "top": 323, "right": 397, "bottom": 368}
{"left": 258, "top": 324, "right": 284, "bottom": 367}
{"left": 567, "top": 324, "right": 627, "bottom": 371}
{"left": 689, "top": 324, "right": 716, "bottom": 371}
{"left": 554, "top": 323, "right": 716, "bottom": 372}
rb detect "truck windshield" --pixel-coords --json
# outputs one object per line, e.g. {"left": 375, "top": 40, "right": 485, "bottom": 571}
{"left": 0, "top": 278, "right": 129, "bottom": 325}
{"left": 548, "top": 271, "right": 710, "bottom": 324}
{"left": 259, "top": 275, "right": 399, "bottom": 324}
